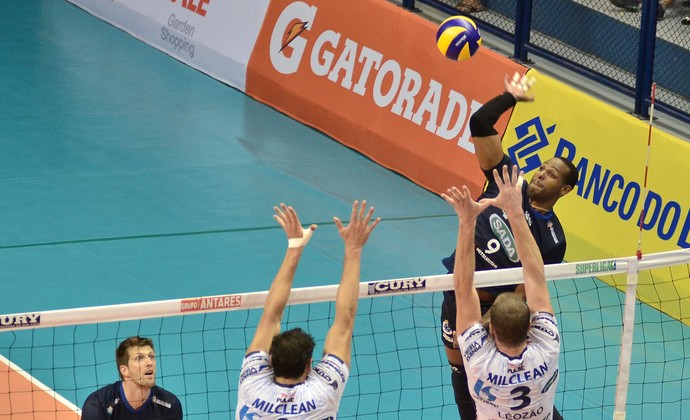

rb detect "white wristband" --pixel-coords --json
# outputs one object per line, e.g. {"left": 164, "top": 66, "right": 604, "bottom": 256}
{"left": 288, "top": 228, "right": 314, "bottom": 248}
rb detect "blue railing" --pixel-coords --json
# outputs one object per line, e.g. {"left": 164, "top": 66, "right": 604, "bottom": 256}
{"left": 402, "top": 0, "right": 690, "bottom": 126}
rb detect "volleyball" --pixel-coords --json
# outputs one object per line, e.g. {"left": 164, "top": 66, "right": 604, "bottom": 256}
{"left": 435, "top": 16, "right": 482, "bottom": 61}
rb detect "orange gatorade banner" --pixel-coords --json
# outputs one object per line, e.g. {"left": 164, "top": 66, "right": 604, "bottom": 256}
{"left": 246, "top": 0, "right": 525, "bottom": 195}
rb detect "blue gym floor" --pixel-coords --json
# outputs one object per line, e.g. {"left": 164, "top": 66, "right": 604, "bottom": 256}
{"left": 1, "top": 1, "right": 687, "bottom": 419}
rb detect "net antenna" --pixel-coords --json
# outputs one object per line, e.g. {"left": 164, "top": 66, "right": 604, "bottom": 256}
{"left": 613, "top": 82, "right": 657, "bottom": 420}
{"left": 636, "top": 82, "right": 657, "bottom": 262}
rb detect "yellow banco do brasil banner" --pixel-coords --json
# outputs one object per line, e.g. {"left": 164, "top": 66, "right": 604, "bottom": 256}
{"left": 503, "top": 70, "right": 690, "bottom": 324}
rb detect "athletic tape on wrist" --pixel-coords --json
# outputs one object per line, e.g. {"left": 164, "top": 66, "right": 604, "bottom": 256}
{"left": 288, "top": 228, "right": 314, "bottom": 248}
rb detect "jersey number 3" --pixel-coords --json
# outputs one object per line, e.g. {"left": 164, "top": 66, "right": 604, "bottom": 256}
{"left": 473, "top": 380, "right": 532, "bottom": 410}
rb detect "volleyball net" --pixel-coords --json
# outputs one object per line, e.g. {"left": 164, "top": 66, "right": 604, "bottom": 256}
{"left": 1, "top": 249, "right": 689, "bottom": 419}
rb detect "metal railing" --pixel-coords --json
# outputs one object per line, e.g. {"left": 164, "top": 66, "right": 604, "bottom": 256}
{"left": 402, "top": 0, "right": 690, "bottom": 126}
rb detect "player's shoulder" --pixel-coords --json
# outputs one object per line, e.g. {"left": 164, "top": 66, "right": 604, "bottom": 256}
{"left": 82, "top": 381, "right": 120, "bottom": 414}
{"left": 152, "top": 385, "right": 181, "bottom": 405}
{"left": 87, "top": 381, "right": 120, "bottom": 401}
{"left": 240, "top": 351, "right": 273, "bottom": 387}
{"left": 459, "top": 323, "right": 493, "bottom": 364}
{"left": 531, "top": 311, "right": 558, "bottom": 325}
{"left": 243, "top": 350, "right": 269, "bottom": 362}
{"left": 529, "top": 207, "right": 566, "bottom": 242}
{"left": 529, "top": 311, "right": 560, "bottom": 341}
{"left": 308, "top": 354, "right": 349, "bottom": 392}
{"left": 240, "top": 350, "right": 270, "bottom": 371}
{"left": 321, "top": 353, "right": 347, "bottom": 367}
{"left": 315, "top": 353, "right": 349, "bottom": 382}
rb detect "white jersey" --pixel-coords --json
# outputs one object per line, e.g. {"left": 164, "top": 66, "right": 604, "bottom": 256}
{"left": 458, "top": 312, "right": 560, "bottom": 420}
{"left": 236, "top": 351, "right": 349, "bottom": 419}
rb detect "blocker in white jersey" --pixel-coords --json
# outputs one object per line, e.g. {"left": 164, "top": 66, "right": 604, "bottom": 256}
{"left": 236, "top": 351, "right": 348, "bottom": 419}
{"left": 442, "top": 165, "right": 562, "bottom": 420}
{"left": 235, "top": 202, "right": 379, "bottom": 420}
{"left": 458, "top": 312, "right": 560, "bottom": 420}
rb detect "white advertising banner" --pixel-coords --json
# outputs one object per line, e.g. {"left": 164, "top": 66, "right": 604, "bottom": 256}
{"left": 65, "top": 0, "right": 271, "bottom": 91}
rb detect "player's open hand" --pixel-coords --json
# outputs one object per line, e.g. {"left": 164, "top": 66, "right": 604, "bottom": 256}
{"left": 441, "top": 185, "right": 492, "bottom": 223}
{"left": 491, "top": 165, "right": 524, "bottom": 214}
{"left": 274, "top": 203, "right": 317, "bottom": 248}
{"left": 504, "top": 72, "right": 536, "bottom": 102}
{"left": 334, "top": 200, "right": 380, "bottom": 249}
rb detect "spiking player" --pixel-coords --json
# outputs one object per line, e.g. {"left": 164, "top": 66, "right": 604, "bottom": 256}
{"left": 443, "top": 165, "right": 561, "bottom": 420}
{"left": 439, "top": 73, "right": 578, "bottom": 419}
{"left": 236, "top": 201, "right": 379, "bottom": 419}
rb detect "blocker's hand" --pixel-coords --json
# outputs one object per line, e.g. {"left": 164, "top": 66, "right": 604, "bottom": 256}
{"left": 441, "top": 185, "right": 492, "bottom": 224}
{"left": 273, "top": 203, "right": 317, "bottom": 248}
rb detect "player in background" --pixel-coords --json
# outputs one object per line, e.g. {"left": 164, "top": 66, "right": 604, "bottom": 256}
{"left": 81, "top": 336, "right": 183, "bottom": 420}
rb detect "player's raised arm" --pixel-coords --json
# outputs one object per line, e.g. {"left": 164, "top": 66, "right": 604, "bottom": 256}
{"left": 323, "top": 200, "right": 380, "bottom": 367}
{"left": 442, "top": 186, "right": 493, "bottom": 334}
{"left": 470, "top": 72, "right": 536, "bottom": 170}
{"left": 246, "top": 204, "right": 317, "bottom": 355}
{"left": 491, "top": 165, "right": 552, "bottom": 314}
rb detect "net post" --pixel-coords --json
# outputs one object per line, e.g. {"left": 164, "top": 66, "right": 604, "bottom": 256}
{"left": 613, "top": 256, "right": 640, "bottom": 419}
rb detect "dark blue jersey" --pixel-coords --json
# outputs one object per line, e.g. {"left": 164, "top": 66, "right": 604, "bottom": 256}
{"left": 81, "top": 381, "right": 182, "bottom": 420}
{"left": 442, "top": 155, "right": 566, "bottom": 295}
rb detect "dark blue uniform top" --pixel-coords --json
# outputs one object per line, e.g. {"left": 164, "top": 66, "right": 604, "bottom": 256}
{"left": 81, "top": 381, "right": 183, "bottom": 420}
{"left": 442, "top": 155, "right": 566, "bottom": 297}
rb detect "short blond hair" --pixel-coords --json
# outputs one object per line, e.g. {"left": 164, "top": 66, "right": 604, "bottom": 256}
{"left": 490, "top": 293, "right": 530, "bottom": 347}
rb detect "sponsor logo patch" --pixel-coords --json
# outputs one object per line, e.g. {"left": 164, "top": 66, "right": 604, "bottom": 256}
{"left": 0, "top": 314, "right": 41, "bottom": 329}
{"left": 367, "top": 278, "right": 426, "bottom": 295}
{"left": 181, "top": 295, "right": 241, "bottom": 312}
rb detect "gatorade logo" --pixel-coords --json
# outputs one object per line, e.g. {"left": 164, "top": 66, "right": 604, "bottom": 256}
{"left": 268, "top": 1, "right": 480, "bottom": 153}
{"left": 507, "top": 116, "right": 690, "bottom": 249}
{"left": 489, "top": 214, "right": 519, "bottom": 263}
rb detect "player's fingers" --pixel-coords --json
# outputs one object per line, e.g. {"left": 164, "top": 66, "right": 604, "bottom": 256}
{"left": 367, "top": 217, "right": 381, "bottom": 234}
{"left": 507, "top": 165, "right": 518, "bottom": 187}
{"left": 363, "top": 204, "right": 374, "bottom": 225}
{"left": 502, "top": 165, "right": 511, "bottom": 185}
{"left": 492, "top": 168, "right": 503, "bottom": 187}
{"left": 286, "top": 205, "right": 299, "bottom": 226}
{"left": 273, "top": 214, "right": 287, "bottom": 230}
{"left": 503, "top": 74, "right": 512, "bottom": 90}
{"left": 358, "top": 200, "right": 368, "bottom": 223}
{"left": 512, "top": 72, "right": 520, "bottom": 87}
{"left": 350, "top": 200, "right": 359, "bottom": 224}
